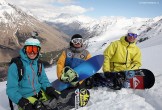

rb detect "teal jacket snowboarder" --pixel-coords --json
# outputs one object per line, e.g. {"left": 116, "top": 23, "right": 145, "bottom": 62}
{"left": 6, "top": 36, "right": 60, "bottom": 110}
{"left": 6, "top": 48, "right": 51, "bottom": 104}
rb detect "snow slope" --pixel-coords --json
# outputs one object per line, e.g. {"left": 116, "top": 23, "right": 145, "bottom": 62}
{"left": 0, "top": 27, "right": 162, "bottom": 110}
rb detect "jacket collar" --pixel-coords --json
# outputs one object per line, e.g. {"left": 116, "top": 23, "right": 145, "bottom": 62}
{"left": 120, "top": 36, "right": 136, "bottom": 48}
{"left": 19, "top": 48, "right": 38, "bottom": 65}
{"left": 70, "top": 45, "right": 85, "bottom": 53}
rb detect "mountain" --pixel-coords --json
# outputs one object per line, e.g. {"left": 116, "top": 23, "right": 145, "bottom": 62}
{"left": 0, "top": 0, "right": 69, "bottom": 63}
{"left": 46, "top": 13, "right": 162, "bottom": 40}
{"left": 137, "top": 17, "right": 162, "bottom": 48}
{"left": 46, "top": 13, "right": 162, "bottom": 55}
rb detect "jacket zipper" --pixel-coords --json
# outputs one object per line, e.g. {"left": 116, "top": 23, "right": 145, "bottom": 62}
{"left": 30, "top": 63, "right": 37, "bottom": 95}
{"left": 125, "top": 43, "right": 130, "bottom": 68}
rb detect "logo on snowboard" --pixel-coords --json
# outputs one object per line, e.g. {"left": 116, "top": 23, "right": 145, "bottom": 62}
{"left": 133, "top": 77, "right": 140, "bottom": 88}
{"left": 75, "top": 88, "right": 90, "bottom": 109}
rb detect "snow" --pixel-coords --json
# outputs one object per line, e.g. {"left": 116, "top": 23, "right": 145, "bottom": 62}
{"left": 1, "top": 28, "right": 162, "bottom": 110}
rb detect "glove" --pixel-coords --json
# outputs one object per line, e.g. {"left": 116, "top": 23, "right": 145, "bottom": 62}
{"left": 61, "top": 66, "right": 79, "bottom": 83}
{"left": 46, "top": 87, "right": 61, "bottom": 99}
{"left": 18, "top": 98, "right": 34, "bottom": 110}
{"left": 33, "top": 100, "right": 47, "bottom": 110}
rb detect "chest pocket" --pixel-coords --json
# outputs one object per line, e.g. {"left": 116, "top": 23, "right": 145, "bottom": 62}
{"left": 65, "top": 50, "right": 88, "bottom": 68}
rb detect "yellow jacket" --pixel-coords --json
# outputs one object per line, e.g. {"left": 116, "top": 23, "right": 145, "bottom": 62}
{"left": 57, "top": 48, "right": 91, "bottom": 80}
{"left": 103, "top": 36, "right": 142, "bottom": 72}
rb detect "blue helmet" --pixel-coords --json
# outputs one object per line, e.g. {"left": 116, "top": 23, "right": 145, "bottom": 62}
{"left": 24, "top": 38, "right": 41, "bottom": 47}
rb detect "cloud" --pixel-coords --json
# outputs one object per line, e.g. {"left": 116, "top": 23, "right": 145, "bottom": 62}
{"left": 54, "top": 0, "right": 76, "bottom": 4}
{"left": 60, "top": 5, "right": 87, "bottom": 14}
{"left": 6, "top": 0, "right": 92, "bottom": 20}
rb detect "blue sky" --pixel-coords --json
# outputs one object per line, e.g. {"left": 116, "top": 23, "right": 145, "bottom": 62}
{"left": 73, "top": 0, "right": 162, "bottom": 18}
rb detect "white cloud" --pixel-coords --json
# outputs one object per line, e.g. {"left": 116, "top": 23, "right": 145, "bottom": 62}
{"left": 54, "top": 0, "right": 76, "bottom": 4}
{"left": 60, "top": 5, "right": 87, "bottom": 14}
{"left": 5, "top": 0, "right": 92, "bottom": 20}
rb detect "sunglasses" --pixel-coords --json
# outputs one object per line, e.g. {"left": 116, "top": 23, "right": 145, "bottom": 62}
{"left": 71, "top": 38, "right": 83, "bottom": 44}
{"left": 25, "top": 45, "right": 40, "bottom": 54}
{"left": 128, "top": 33, "right": 138, "bottom": 38}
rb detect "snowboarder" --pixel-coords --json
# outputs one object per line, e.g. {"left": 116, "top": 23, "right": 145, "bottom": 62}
{"left": 6, "top": 33, "right": 60, "bottom": 110}
{"left": 57, "top": 34, "right": 93, "bottom": 89}
{"left": 102, "top": 27, "right": 142, "bottom": 89}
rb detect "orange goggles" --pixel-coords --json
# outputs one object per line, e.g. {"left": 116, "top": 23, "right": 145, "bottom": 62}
{"left": 25, "top": 45, "right": 40, "bottom": 54}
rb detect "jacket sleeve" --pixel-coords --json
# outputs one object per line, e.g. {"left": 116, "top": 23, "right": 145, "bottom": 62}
{"left": 85, "top": 52, "right": 92, "bottom": 60}
{"left": 57, "top": 51, "right": 66, "bottom": 80}
{"left": 38, "top": 65, "right": 51, "bottom": 91}
{"left": 128, "top": 48, "right": 142, "bottom": 70}
{"left": 6, "top": 63, "right": 23, "bottom": 104}
{"left": 102, "top": 42, "right": 116, "bottom": 72}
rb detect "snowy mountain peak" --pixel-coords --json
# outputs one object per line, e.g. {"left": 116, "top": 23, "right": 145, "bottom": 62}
{"left": 56, "top": 13, "right": 76, "bottom": 19}
{"left": 0, "top": 2, "right": 68, "bottom": 63}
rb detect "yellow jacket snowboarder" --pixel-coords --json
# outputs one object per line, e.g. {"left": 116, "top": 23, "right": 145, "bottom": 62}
{"left": 103, "top": 28, "right": 142, "bottom": 72}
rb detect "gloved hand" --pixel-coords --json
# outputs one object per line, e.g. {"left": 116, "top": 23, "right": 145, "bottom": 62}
{"left": 46, "top": 87, "right": 61, "bottom": 99}
{"left": 18, "top": 98, "right": 34, "bottom": 110}
{"left": 61, "top": 66, "right": 79, "bottom": 84}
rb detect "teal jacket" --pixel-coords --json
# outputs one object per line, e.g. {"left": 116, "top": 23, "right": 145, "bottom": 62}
{"left": 6, "top": 49, "right": 51, "bottom": 104}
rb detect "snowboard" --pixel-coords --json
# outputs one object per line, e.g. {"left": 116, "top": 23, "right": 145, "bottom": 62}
{"left": 129, "top": 69, "right": 155, "bottom": 89}
{"left": 52, "top": 55, "right": 104, "bottom": 91}
{"left": 92, "top": 69, "right": 155, "bottom": 89}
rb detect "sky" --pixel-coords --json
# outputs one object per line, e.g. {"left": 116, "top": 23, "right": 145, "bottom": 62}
{"left": 4, "top": 0, "right": 162, "bottom": 19}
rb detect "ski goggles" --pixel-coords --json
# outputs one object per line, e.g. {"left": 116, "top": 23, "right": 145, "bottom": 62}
{"left": 71, "top": 38, "right": 83, "bottom": 44}
{"left": 25, "top": 45, "right": 40, "bottom": 54}
{"left": 128, "top": 33, "right": 138, "bottom": 38}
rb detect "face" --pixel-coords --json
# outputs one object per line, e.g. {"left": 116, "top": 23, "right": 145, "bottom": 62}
{"left": 127, "top": 33, "right": 137, "bottom": 43}
{"left": 26, "top": 52, "right": 38, "bottom": 59}
{"left": 73, "top": 43, "right": 82, "bottom": 48}
{"left": 25, "top": 45, "right": 40, "bottom": 59}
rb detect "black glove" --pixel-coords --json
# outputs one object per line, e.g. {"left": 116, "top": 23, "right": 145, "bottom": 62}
{"left": 46, "top": 87, "right": 61, "bottom": 99}
{"left": 33, "top": 100, "right": 47, "bottom": 110}
{"left": 18, "top": 98, "right": 34, "bottom": 110}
